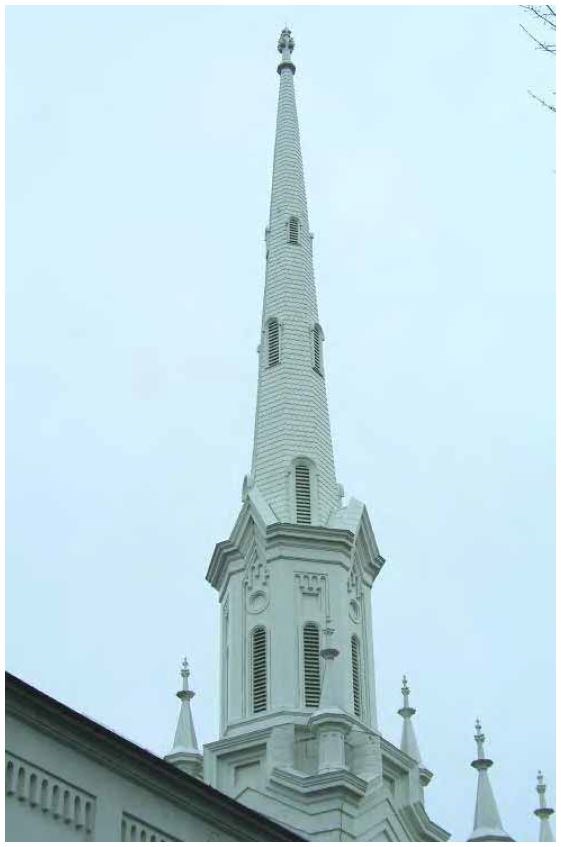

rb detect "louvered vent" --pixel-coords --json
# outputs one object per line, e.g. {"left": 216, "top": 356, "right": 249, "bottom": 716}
{"left": 351, "top": 635, "right": 362, "bottom": 718}
{"left": 288, "top": 216, "right": 299, "bottom": 244}
{"left": 252, "top": 627, "right": 267, "bottom": 713}
{"left": 295, "top": 465, "right": 312, "bottom": 524}
{"left": 268, "top": 318, "right": 280, "bottom": 367}
{"left": 313, "top": 324, "right": 322, "bottom": 373}
{"left": 303, "top": 623, "right": 321, "bottom": 707}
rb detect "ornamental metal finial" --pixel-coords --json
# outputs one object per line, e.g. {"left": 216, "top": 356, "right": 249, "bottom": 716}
{"left": 277, "top": 27, "right": 296, "bottom": 74}
{"left": 278, "top": 27, "right": 294, "bottom": 58}
{"left": 178, "top": 657, "right": 194, "bottom": 700}
{"left": 536, "top": 770, "right": 547, "bottom": 803}
{"left": 474, "top": 718, "right": 486, "bottom": 759}
{"left": 398, "top": 674, "right": 416, "bottom": 719}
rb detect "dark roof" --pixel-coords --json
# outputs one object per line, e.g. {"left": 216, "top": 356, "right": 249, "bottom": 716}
{"left": 6, "top": 671, "right": 304, "bottom": 842}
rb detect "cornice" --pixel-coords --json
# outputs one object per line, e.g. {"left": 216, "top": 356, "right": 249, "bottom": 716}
{"left": 269, "top": 765, "right": 368, "bottom": 804}
{"left": 5, "top": 673, "right": 302, "bottom": 842}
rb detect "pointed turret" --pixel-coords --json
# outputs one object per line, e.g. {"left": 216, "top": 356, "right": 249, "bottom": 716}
{"left": 164, "top": 659, "right": 203, "bottom": 779}
{"left": 249, "top": 27, "right": 339, "bottom": 525}
{"left": 534, "top": 771, "right": 555, "bottom": 841}
{"left": 467, "top": 719, "right": 513, "bottom": 842}
{"left": 398, "top": 675, "right": 432, "bottom": 787}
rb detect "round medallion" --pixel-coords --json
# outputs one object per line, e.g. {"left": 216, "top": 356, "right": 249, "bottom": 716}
{"left": 247, "top": 590, "right": 269, "bottom": 614}
{"left": 349, "top": 598, "right": 361, "bottom": 623}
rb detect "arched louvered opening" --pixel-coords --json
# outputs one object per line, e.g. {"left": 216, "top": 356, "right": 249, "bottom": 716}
{"left": 313, "top": 324, "right": 323, "bottom": 375}
{"left": 251, "top": 626, "right": 268, "bottom": 713}
{"left": 295, "top": 464, "right": 312, "bottom": 524}
{"left": 267, "top": 317, "right": 280, "bottom": 367}
{"left": 303, "top": 623, "right": 321, "bottom": 707}
{"left": 288, "top": 216, "right": 300, "bottom": 244}
{"left": 351, "top": 635, "right": 362, "bottom": 718}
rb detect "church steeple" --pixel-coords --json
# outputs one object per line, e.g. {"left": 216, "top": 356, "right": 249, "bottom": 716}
{"left": 250, "top": 27, "right": 339, "bottom": 525}
{"left": 204, "top": 31, "right": 447, "bottom": 842}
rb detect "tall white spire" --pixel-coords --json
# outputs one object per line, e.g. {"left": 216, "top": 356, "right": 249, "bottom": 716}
{"left": 534, "top": 771, "right": 555, "bottom": 841}
{"left": 467, "top": 719, "right": 513, "bottom": 842}
{"left": 398, "top": 675, "right": 432, "bottom": 787}
{"left": 164, "top": 659, "right": 203, "bottom": 778}
{"left": 250, "top": 27, "right": 339, "bottom": 525}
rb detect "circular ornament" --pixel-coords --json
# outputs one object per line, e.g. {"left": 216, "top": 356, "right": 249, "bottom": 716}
{"left": 247, "top": 590, "right": 269, "bottom": 614}
{"left": 349, "top": 598, "right": 361, "bottom": 623}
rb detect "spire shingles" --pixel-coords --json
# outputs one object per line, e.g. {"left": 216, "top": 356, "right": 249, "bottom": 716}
{"left": 250, "top": 29, "right": 338, "bottom": 525}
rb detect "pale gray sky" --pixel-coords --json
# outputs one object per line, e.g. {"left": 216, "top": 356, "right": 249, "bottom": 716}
{"left": 7, "top": 5, "right": 555, "bottom": 841}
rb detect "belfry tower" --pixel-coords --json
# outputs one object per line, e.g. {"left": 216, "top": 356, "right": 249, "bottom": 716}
{"left": 204, "top": 30, "right": 448, "bottom": 842}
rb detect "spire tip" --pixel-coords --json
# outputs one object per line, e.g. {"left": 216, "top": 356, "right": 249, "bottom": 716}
{"left": 277, "top": 27, "right": 296, "bottom": 74}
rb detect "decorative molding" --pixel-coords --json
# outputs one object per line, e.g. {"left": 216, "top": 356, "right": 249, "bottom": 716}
{"left": 5, "top": 751, "right": 95, "bottom": 834}
{"left": 347, "top": 558, "right": 364, "bottom": 599}
{"left": 295, "top": 573, "right": 323, "bottom": 597}
{"left": 121, "top": 812, "right": 178, "bottom": 842}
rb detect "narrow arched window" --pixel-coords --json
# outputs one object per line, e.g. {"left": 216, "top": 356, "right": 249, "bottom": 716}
{"left": 267, "top": 318, "right": 280, "bottom": 367}
{"left": 40, "top": 779, "right": 49, "bottom": 811}
{"left": 63, "top": 790, "right": 71, "bottom": 822}
{"left": 351, "top": 635, "right": 362, "bottom": 718}
{"left": 295, "top": 464, "right": 312, "bottom": 524}
{"left": 288, "top": 216, "right": 299, "bottom": 244}
{"left": 303, "top": 623, "right": 321, "bottom": 707}
{"left": 313, "top": 324, "right": 323, "bottom": 375}
{"left": 84, "top": 800, "right": 93, "bottom": 832}
{"left": 74, "top": 796, "right": 83, "bottom": 829}
{"left": 29, "top": 773, "right": 38, "bottom": 806}
{"left": 251, "top": 626, "right": 268, "bottom": 713}
{"left": 17, "top": 766, "right": 26, "bottom": 801}
{"left": 51, "top": 784, "right": 60, "bottom": 817}
{"left": 6, "top": 760, "right": 15, "bottom": 795}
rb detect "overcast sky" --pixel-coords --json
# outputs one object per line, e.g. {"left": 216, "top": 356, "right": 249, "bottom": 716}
{"left": 7, "top": 5, "right": 555, "bottom": 842}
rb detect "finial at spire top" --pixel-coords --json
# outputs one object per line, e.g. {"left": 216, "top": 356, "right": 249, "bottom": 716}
{"left": 474, "top": 718, "right": 487, "bottom": 760}
{"left": 534, "top": 770, "right": 555, "bottom": 841}
{"left": 277, "top": 27, "right": 296, "bottom": 75}
{"left": 178, "top": 657, "right": 194, "bottom": 700}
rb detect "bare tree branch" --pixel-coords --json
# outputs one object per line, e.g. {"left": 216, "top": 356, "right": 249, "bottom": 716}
{"left": 520, "top": 23, "right": 556, "bottom": 52}
{"left": 528, "top": 88, "right": 557, "bottom": 111}
{"left": 522, "top": 5, "right": 557, "bottom": 28}
{"left": 520, "top": 4, "right": 556, "bottom": 112}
